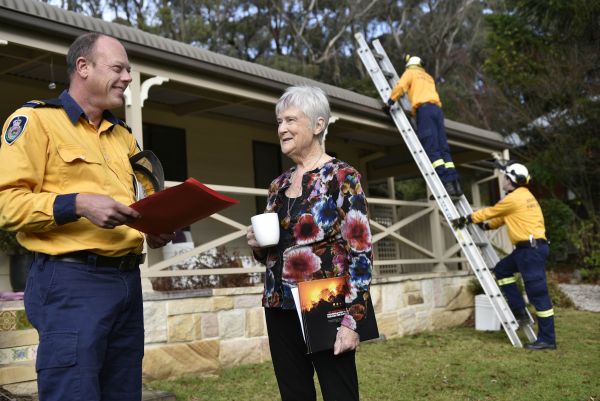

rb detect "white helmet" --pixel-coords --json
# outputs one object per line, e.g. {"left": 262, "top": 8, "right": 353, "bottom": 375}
{"left": 405, "top": 56, "right": 423, "bottom": 68}
{"left": 504, "top": 162, "right": 530, "bottom": 186}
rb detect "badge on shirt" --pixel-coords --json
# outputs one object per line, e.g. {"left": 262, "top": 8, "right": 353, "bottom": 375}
{"left": 4, "top": 115, "right": 28, "bottom": 145}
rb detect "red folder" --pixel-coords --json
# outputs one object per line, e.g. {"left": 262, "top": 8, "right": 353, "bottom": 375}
{"left": 127, "top": 178, "right": 239, "bottom": 234}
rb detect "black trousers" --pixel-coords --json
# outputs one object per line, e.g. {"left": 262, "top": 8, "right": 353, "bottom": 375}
{"left": 264, "top": 307, "right": 359, "bottom": 401}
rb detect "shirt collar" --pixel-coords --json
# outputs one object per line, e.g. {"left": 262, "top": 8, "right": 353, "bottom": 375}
{"left": 59, "top": 90, "right": 120, "bottom": 127}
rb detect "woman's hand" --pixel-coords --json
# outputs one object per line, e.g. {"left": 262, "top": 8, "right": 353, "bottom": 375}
{"left": 146, "top": 232, "right": 176, "bottom": 249}
{"left": 333, "top": 325, "right": 359, "bottom": 355}
{"left": 246, "top": 225, "right": 267, "bottom": 259}
{"left": 246, "top": 225, "right": 260, "bottom": 248}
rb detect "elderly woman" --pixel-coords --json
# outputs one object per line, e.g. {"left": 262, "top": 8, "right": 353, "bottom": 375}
{"left": 247, "top": 86, "right": 373, "bottom": 401}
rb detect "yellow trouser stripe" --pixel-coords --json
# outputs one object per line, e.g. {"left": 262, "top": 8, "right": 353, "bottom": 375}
{"left": 497, "top": 276, "right": 517, "bottom": 286}
{"left": 445, "top": 162, "right": 455, "bottom": 169}
{"left": 432, "top": 159, "right": 445, "bottom": 168}
{"left": 536, "top": 308, "right": 554, "bottom": 318}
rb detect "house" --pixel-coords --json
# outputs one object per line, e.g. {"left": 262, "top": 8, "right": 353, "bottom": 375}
{"left": 0, "top": 0, "right": 511, "bottom": 391}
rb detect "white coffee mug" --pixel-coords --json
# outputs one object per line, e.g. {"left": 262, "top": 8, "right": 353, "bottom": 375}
{"left": 251, "top": 212, "right": 280, "bottom": 247}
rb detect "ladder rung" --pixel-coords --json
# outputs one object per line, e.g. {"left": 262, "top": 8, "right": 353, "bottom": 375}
{"left": 373, "top": 52, "right": 384, "bottom": 61}
{"left": 382, "top": 71, "right": 394, "bottom": 79}
{"left": 475, "top": 242, "right": 488, "bottom": 247}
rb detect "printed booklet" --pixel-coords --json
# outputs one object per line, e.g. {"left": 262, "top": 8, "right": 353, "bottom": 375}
{"left": 292, "top": 276, "right": 379, "bottom": 354}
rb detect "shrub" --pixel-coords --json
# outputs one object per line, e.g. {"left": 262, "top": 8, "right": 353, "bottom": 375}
{"left": 578, "top": 267, "right": 600, "bottom": 284}
{"left": 547, "top": 275, "right": 575, "bottom": 308}
{"left": 0, "top": 230, "right": 29, "bottom": 256}
{"left": 150, "top": 246, "right": 262, "bottom": 291}
{"left": 467, "top": 277, "right": 484, "bottom": 296}
{"left": 569, "top": 216, "right": 600, "bottom": 270}
{"left": 539, "top": 198, "right": 576, "bottom": 265}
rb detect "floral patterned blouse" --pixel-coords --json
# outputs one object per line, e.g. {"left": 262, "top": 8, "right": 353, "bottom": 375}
{"left": 255, "top": 158, "right": 373, "bottom": 331}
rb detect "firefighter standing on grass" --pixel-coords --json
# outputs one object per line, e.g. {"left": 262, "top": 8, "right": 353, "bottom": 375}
{"left": 452, "top": 162, "right": 556, "bottom": 350}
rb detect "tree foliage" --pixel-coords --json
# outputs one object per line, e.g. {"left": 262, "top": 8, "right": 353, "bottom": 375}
{"left": 482, "top": 0, "right": 600, "bottom": 266}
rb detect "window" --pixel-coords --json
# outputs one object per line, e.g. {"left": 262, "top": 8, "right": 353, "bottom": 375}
{"left": 142, "top": 123, "right": 187, "bottom": 182}
{"left": 252, "top": 142, "right": 332, "bottom": 213}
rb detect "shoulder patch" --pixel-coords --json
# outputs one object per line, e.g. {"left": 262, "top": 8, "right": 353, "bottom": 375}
{"left": 4, "top": 115, "right": 28, "bottom": 145}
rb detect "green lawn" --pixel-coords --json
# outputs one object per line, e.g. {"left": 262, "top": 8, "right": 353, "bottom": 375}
{"left": 147, "top": 308, "right": 600, "bottom": 401}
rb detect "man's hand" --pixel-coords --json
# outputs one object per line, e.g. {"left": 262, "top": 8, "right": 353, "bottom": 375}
{"left": 382, "top": 98, "right": 395, "bottom": 114}
{"left": 76, "top": 194, "right": 140, "bottom": 229}
{"left": 333, "top": 325, "right": 359, "bottom": 355}
{"left": 146, "top": 232, "right": 176, "bottom": 248}
{"left": 477, "top": 222, "right": 491, "bottom": 231}
{"left": 451, "top": 215, "right": 472, "bottom": 229}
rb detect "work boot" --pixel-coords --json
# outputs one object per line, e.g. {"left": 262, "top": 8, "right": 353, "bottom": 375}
{"left": 524, "top": 340, "right": 556, "bottom": 350}
{"left": 443, "top": 180, "right": 462, "bottom": 198}
{"left": 453, "top": 180, "right": 464, "bottom": 197}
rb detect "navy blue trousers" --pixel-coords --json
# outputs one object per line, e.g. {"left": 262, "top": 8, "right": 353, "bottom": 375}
{"left": 24, "top": 254, "right": 144, "bottom": 401}
{"left": 416, "top": 103, "right": 458, "bottom": 184}
{"left": 265, "top": 308, "right": 359, "bottom": 401}
{"left": 494, "top": 243, "right": 556, "bottom": 344}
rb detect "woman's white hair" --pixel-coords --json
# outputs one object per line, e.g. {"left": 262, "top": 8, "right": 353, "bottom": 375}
{"left": 275, "top": 86, "right": 331, "bottom": 144}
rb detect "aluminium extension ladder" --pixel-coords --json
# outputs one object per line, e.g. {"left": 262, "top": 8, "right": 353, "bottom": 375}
{"left": 354, "top": 33, "right": 537, "bottom": 347}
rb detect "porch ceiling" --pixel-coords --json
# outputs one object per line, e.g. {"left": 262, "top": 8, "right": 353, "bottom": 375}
{"left": 0, "top": 42, "right": 496, "bottom": 180}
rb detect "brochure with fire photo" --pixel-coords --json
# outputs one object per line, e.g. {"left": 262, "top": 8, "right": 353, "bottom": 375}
{"left": 292, "top": 276, "right": 379, "bottom": 354}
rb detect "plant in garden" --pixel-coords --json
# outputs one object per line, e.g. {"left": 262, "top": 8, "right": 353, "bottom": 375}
{"left": 0, "top": 230, "right": 29, "bottom": 256}
{"left": 151, "top": 246, "right": 262, "bottom": 291}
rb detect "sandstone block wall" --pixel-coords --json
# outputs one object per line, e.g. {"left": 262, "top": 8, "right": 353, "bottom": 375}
{"left": 141, "top": 271, "right": 474, "bottom": 381}
{"left": 0, "top": 271, "right": 475, "bottom": 386}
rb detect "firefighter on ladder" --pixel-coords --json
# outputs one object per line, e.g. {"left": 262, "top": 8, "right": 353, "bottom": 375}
{"left": 452, "top": 162, "right": 556, "bottom": 350}
{"left": 382, "top": 55, "right": 463, "bottom": 198}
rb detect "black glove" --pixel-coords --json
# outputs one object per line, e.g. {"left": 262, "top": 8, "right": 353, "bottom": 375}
{"left": 477, "top": 222, "right": 491, "bottom": 231}
{"left": 451, "top": 215, "right": 472, "bottom": 229}
{"left": 382, "top": 98, "right": 395, "bottom": 114}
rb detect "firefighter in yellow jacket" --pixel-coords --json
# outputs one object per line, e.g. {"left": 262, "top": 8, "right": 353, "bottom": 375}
{"left": 383, "top": 55, "right": 462, "bottom": 197}
{"left": 453, "top": 162, "right": 556, "bottom": 350}
{"left": 0, "top": 33, "right": 175, "bottom": 400}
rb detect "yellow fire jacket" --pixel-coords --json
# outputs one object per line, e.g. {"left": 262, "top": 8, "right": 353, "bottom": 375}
{"left": 471, "top": 187, "right": 547, "bottom": 245}
{"left": 390, "top": 66, "right": 442, "bottom": 115}
{"left": 0, "top": 91, "right": 144, "bottom": 256}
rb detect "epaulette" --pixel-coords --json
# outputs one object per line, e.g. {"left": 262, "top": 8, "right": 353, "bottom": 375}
{"left": 22, "top": 98, "right": 62, "bottom": 108}
{"left": 118, "top": 120, "right": 132, "bottom": 133}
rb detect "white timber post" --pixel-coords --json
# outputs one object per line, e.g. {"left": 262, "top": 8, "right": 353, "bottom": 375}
{"left": 123, "top": 73, "right": 169, "bottom": 292}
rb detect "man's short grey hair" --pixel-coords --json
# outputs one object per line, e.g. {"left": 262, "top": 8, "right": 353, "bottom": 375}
{"left": 276, "top": 86, "right": 331, "bottom": 143}
{"left": 66, "top": 32, "right": 104, "bottom": 77}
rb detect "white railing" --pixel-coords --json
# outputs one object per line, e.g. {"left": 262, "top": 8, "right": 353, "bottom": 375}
{"left": 141, "top": 181, "right": 470, "bottom": 279}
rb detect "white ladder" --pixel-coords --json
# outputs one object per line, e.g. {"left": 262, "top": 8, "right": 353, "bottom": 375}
{"left": 354, "top": 33, "right": 537, "bottom": 347}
